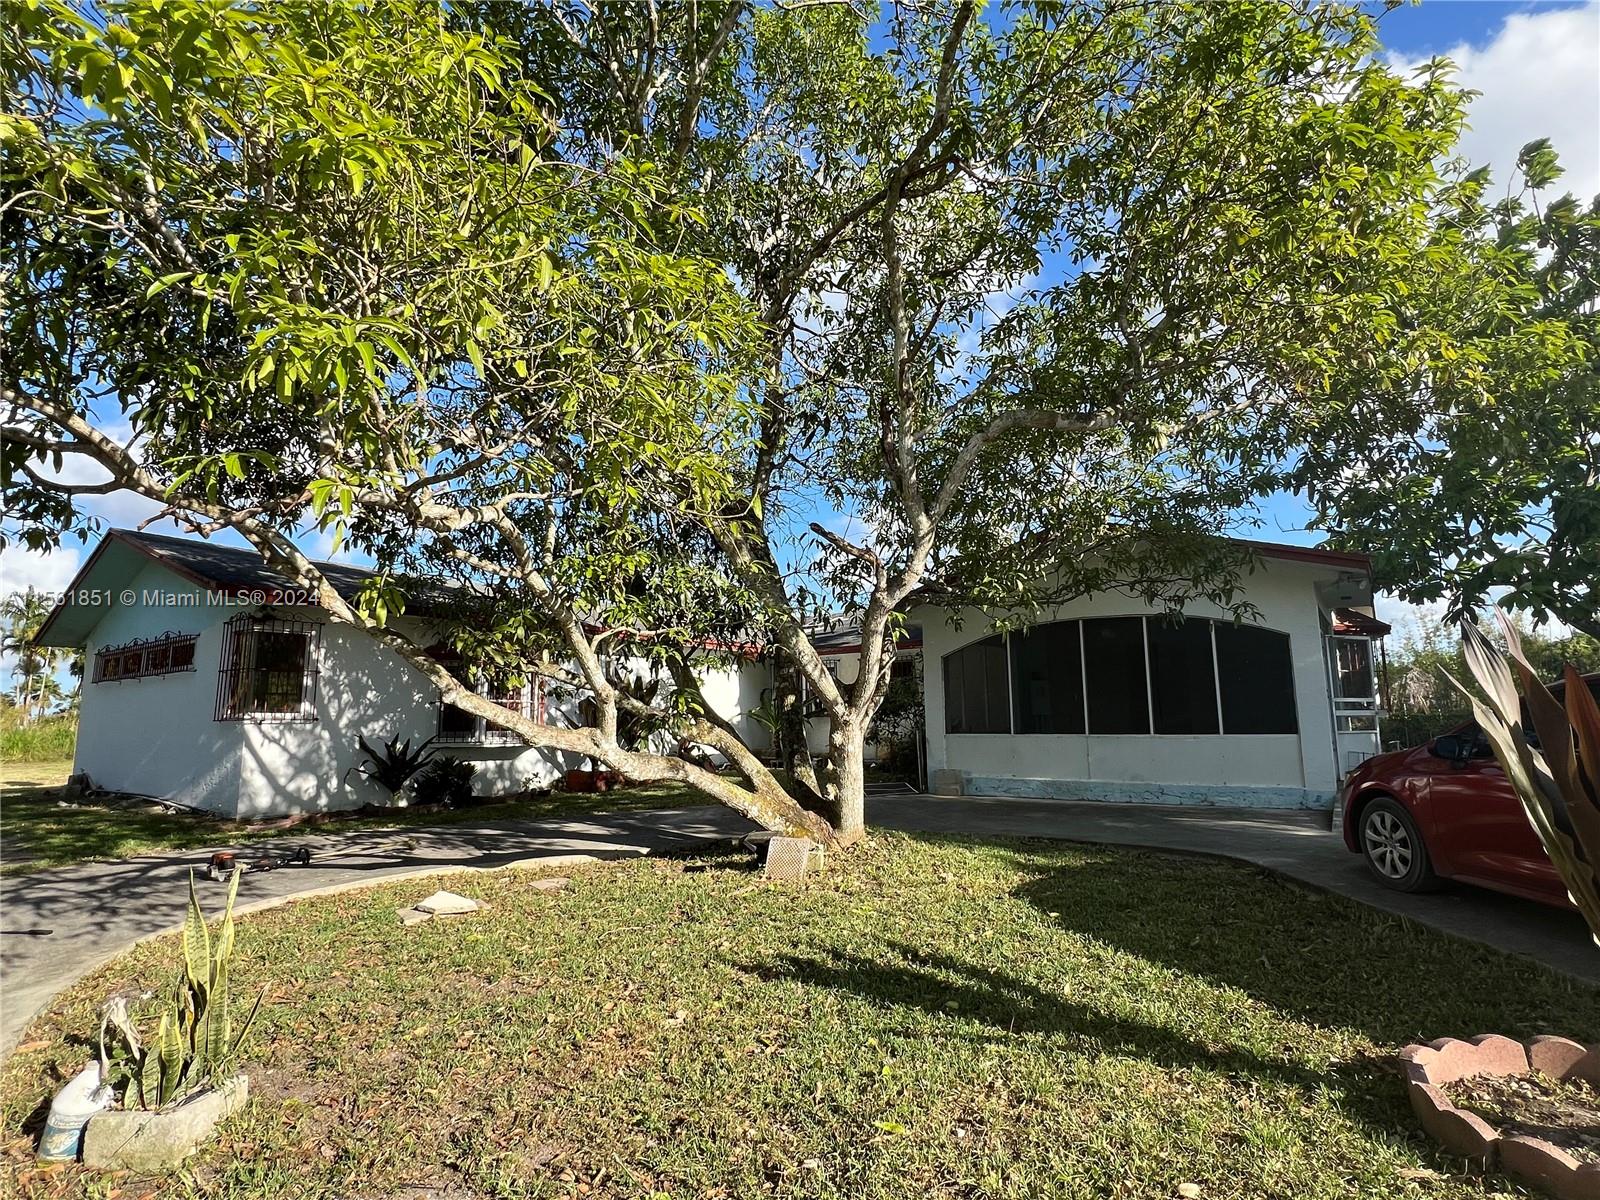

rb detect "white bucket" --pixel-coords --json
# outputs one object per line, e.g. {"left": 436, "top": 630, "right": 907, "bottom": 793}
{"left": 38, "top": 1062, "right": 114, "bottom": 1161}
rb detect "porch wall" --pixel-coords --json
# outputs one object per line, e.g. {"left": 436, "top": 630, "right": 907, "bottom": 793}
{"left": 917, "top": 559, "right": 1342, "bottom": 809}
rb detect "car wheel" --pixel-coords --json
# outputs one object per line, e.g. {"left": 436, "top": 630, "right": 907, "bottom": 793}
{"left": 1358, "top": 796, "right": 1439, "bottom": 892}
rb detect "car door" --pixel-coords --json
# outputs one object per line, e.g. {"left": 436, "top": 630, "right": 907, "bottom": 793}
{"left": 1418, "top": 723, "right": 1565, "bottom": 902}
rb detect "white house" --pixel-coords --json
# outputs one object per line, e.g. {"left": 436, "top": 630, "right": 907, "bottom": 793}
{"left": 913, "top": 540, "right": 1388, "bottom": 810}
{"left": 34, "top": 529, "right": 770, "bottom": 818}
{"left": 36, "top": 529, "right": 1385, "bottom": 818}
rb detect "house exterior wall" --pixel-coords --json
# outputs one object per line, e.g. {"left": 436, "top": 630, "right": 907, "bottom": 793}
{"left": 232, "top": 613, "right": 573, "bottom": 819}
{"left": 75, "top": 569, "right": 573, "bottom": 818}
{"left": 694, "top": 660, "right": 774, "bottom": 754}
{"left": 72, "top": 561, "right": 246, "bottom": 815}
{"left": 915, "top": 559, "right": 1345, "bottom": 809}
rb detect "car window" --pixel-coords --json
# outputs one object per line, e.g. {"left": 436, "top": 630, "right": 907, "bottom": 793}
{"left": 1457, "top": 723, "right": 1496, "bottom": 758}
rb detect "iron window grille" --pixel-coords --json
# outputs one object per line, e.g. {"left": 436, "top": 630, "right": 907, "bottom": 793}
{"left": 214, "top": 614, "right": 321, "bottom": 722}
{"left": 92, "top": 633, "right": 199, "bottom": 683}
{"left": 437, "top": 678, "right": 546, "bottom": 745}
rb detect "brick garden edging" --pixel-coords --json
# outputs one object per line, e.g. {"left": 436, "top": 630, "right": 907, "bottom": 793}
{"left": 1399, "top": 1034, "right": 1600, "bottom": 1200}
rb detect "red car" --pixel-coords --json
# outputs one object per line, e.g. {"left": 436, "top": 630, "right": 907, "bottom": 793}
{"left": 1339, "top": 674, "right": 1598, "bottom": 908}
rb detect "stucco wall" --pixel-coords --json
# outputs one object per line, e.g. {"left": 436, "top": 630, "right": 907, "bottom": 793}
{"left": 75, "top": 572, "right": 573, "bottom": 818}
{"left": 695, "top": 660, "right": 774, "bottom": 753}
{"left": 72, "top": 561, "right": 246, "bottom": 815}
{"left": 916, "top": 559, "right": 1342, "bottom": 808}
{"left": 235, "top": 613, "right": 571, "bottom": 819}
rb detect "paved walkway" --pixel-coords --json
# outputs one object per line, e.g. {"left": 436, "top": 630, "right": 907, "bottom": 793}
{"left": 868, "top": 795, "right": 1599, "bottom": 984}
{"left": 4, "top": 795, "right": 1593, "bottom": 1064}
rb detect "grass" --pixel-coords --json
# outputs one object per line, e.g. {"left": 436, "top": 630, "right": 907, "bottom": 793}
{"left": 0, "top": 760, "right": 703, "bottom": 875}
{"left": 4, "top": 834, "right": 1595, "bottom": 1199}
{"left": 0, "top": 712, "right": 76, "bottom": 763}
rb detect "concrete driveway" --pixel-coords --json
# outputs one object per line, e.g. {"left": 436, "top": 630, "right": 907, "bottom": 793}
{"left": 867, "top": 793, "right": 1598, "bottom": 984}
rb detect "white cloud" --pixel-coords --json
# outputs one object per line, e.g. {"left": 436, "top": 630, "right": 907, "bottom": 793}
{"left": 1390, "top": 3, "right": 1600, "bottom": 203}
{"left": 0, "top": 542, "right": 81, "bottom": 596}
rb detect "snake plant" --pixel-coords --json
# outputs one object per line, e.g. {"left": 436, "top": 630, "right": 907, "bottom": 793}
{"left": 1453, "top": 615, "right": 1600, "bottom": 946}
{"left": 99, "top": 867, "right": 266, "bottom": 1109}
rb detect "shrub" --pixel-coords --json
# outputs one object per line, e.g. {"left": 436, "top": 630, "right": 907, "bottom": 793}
{"left": 1456, "top": 616, "right": 1600, "bottom": 945}
{"left": 411, "top": 756, "right": 477, "bottom": 808}
{"left": 0, "top": 709, "right": 76, "bottom": 762}
{"left": 353, "top": 732, "right": 435, "bottom": 797}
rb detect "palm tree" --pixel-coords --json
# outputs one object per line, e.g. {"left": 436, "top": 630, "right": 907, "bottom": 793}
{"left": 1, "top": 588, "right": 61, "bottom": 723}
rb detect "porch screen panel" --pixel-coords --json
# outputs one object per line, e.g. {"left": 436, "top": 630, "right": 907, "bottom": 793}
{"left": 1147, "top": 617, "right": 1220, "bottom": 734}
{"left": 1083, "top": 617, "right": 1150, "bottom": 734}
{"left": 944, "top": 635, "right": 1010, "bottom": 733}
{"left": 1009, "top": 621, "right": 1084, "bottom": 733}
{"left": 1214, "top": 623, "right": 1298, "bottom": 734}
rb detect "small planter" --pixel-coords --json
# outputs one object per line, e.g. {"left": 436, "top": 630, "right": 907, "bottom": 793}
{"left": 80, "top": 1074, "right": 248, "bottom": 1171}
{"left": 564, "top": 769, "right": 625, "bottom": 794}
{"left": 1400, "top": 1035, "right": 1600, "bottom": 1199}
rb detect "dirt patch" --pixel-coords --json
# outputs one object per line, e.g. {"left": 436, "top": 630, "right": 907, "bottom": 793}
{"left": 240, "top": 1059, "right": 329, "bottom": 1106}
{"left": 1443, "top": 1070, "right": 1600, "bottom": 1164}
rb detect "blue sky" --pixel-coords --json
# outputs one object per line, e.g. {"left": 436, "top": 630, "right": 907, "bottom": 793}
{"left": 4, "top": 1, "right": 1598, "bottom": 668}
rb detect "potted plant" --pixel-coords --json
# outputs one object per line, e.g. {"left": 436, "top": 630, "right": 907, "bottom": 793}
{"left": 78, "top": 869, "right": 265, "bottom": 1171}
{"left": 1399, "top": 617, "right": 1600, "bottom": 1199}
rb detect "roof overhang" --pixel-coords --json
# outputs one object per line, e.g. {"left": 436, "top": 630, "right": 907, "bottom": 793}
{"left": 33, "top": 531, "right": 221, "bottom": 649}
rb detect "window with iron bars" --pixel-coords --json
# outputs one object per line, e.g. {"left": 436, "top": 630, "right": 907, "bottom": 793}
{"left": 214, "top": 614, "right": 321, "bottom": 722}
{"left": 437, "top": 677, "right": 546, "bottom": 745}
{"left": 93, "top": 633, "right": 198, "bottom": 683}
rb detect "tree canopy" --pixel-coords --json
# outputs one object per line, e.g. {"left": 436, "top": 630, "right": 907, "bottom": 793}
{"left": 1301, "top": 141, "right": 1599, "bottom": 640}
{"left": 5, "top": 0, "right": 1585, "bottom": 842}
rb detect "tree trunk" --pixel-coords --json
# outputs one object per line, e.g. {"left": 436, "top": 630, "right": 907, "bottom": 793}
{"left": 774, "top": 650, "right": 823, "bottom": 801}
{"left": 825, "top": 721, "right": 867, "bottom": 846}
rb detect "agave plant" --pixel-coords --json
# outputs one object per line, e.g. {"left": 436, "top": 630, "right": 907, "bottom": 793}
{"left": 1453, "top": 615, "right": 1600, "bottom": 945}
{"left": 354, "top": 732, "right": 436, "bottom": 797}
{"left": 99, "top": 868, "right": 266, "bottom": 1109}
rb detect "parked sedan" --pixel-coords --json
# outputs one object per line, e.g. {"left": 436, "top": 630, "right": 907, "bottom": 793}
{"left": 1338, "top": 674, "right": 1598, "bottom": 908}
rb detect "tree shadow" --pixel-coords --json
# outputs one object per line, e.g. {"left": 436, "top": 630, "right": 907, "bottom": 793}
{"left": 1000, "top": 843, "right": 1599, "bottom": 1049}
{"left": 736, "top": 838, "right": 1599, "bottom": 1176}
{"left": 744, "top": 940, "right": 1353, "bottom": 1085}
{"left": 735, "top": 936, "right": 1423, "bottom": 1153}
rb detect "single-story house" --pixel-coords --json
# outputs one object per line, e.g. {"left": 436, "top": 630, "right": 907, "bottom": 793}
{"left": 33, "top": 529, "right": 774, "bottom": 818}
{"left": 35, "top": 529, "right": 1385, "bottom": 817}
{"left": 911, "top": 539, "right": 1388, "bottom": 809}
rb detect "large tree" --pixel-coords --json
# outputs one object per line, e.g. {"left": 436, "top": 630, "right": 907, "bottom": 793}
{"left": 3, "top": 0, "right": 831, "bottom": 838}
{"left": 6, "top": 0, "right": 1566, "bottom": 844}
{"left": 1299, "top": 142, "right": 1600, "bottom": 639}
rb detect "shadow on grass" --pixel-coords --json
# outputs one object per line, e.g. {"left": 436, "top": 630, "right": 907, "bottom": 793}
{"left": 745, "top": 938, "right": 1363, "bottom": 1079}
{"left": 1001, "top": 842, "right": 1599, "bottom": 1048}
{"left": 1, "top": 776, "right": 718, "bottom": 875}
{"left": 738, "top": 836, "right": 1599, "bottom": 1177}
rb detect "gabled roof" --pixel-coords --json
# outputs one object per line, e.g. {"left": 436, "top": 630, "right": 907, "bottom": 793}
{"left": 810, "top": 624, "right": 923, "bottom": 655}
{"left": 34, "top": 529, "right": 436, "bottom": 648}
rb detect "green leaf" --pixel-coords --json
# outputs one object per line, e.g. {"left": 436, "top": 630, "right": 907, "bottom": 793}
{"left": 182, "top": 869, "right": 210, "bottom": 990}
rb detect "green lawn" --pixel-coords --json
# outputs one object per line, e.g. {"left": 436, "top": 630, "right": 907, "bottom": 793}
{"left": 4, "top": 835, "right": 1594, "bottom": 1199}
{"left": 0, "top": 760, "right": 702, "bottom": 875}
